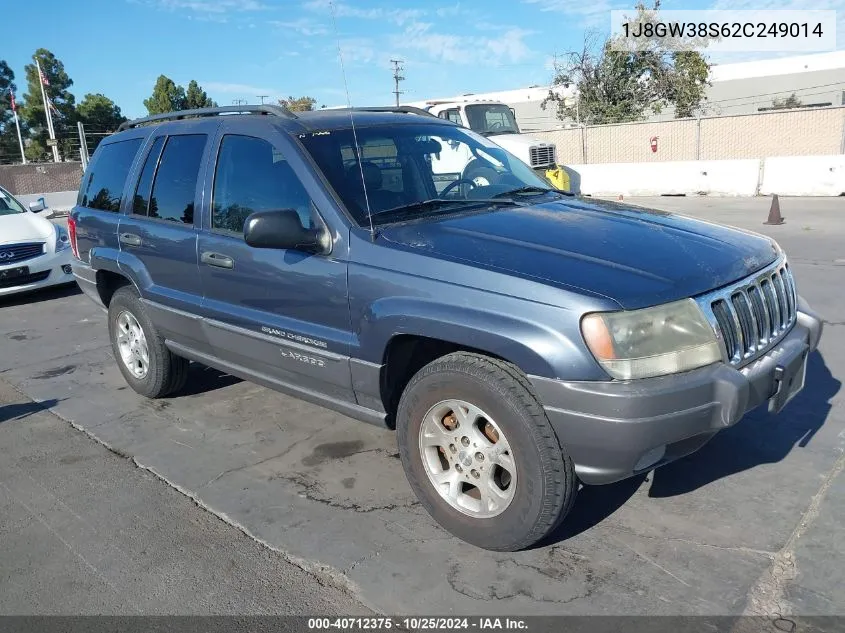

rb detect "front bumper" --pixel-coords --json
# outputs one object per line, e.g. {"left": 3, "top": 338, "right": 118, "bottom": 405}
{"left": 530, "top": 300, "right": 823, "bottom": 485}
{"left": 0, "top": 249, "right": 74, "bottom": 297}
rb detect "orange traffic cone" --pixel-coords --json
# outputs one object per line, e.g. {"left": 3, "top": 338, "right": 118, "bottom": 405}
{"left": 764, "top": 194, "right": 785, "bottom": 225}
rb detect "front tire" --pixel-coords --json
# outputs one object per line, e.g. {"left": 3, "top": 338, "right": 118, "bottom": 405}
{"left": 396, "top": 352, "right": 577, "bottom": 551}
{"left": 108, "top": 286, "right": 189, "bottom": 398}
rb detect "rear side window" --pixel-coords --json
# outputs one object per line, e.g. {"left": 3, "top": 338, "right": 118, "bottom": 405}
{"left": 147, "top": 134, "right": 206, "bottom": 224}
{"left": 132, "top": 136, "right": 165, "bottom": 216}
{"left": 80, "top": 138, "right": 143, "bottom": 211}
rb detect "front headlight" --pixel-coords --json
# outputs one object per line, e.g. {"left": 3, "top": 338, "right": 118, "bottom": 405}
{"left": 581, "top": 299, "right": 722, "bottom": 380}
{"left": 54, "top": 224, "right": 71, "bottom": 251}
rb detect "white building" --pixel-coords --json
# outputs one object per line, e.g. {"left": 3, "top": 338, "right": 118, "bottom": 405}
{"left": 406, "top": 51, "right": 845, "bottom": 129}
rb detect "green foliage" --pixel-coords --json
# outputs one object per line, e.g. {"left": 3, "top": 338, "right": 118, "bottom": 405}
{"left": 771, "top": 93, "right": 803, "bottom": 110}
{"left": 279, "top": 96, "right": 317, "bottom": 112}
{"left": 0, "top": 60, "right": 22, "bottom": 164}
{"left": 143, "top": 75, "right": 186, "bottom": 115}
{"left": 78, "top": 93, "right": 127, "bottom": 152}
{"left": 185, "top": 80, "right": 217, "bottom": 109}
{"left": 144, "top": 77, "right": 219, "bottom": 115}
{"left": 545, "top": 1, "right": 712, "bottom": 124}
{"left": 20, "top": 49, "right": 78, "bottom": 161}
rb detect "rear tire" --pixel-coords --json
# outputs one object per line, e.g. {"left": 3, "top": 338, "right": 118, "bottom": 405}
{"left": 396, "top": 352, "right": 577, "bottom": 551}
{"left": 108, "top": 286, "right": 189, "bottom": 399}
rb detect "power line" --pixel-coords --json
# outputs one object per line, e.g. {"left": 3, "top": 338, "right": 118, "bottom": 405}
{"left": 390, "top": 59, "right": 405, "bottom": 107}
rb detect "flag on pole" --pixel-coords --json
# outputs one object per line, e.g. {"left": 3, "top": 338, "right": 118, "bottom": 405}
{"left": 9, "top": 90, "right": 15, "bottom": 112}
{"left": 39, "top": 65, "right": 50, "bottom": 86}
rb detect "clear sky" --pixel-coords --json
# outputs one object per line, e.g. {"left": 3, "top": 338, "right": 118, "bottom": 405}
{"left": 4, "top": 0, "right": 843, "bottom": 119}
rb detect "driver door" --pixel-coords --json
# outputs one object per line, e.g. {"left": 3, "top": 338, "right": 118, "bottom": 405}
{"left": 196, "top": 125, "right": 353, "bottom": 401}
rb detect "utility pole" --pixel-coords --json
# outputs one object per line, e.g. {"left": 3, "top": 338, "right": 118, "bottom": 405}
{"left": 36, "top": 58, "right": 60, "bottom": 163}
{"left": 232, "top": 98, "right": 247, "bottom": 106}
{"left": 257, "top": 95, "right": 268, "bottom": 104}
{"left": 9, "top": 90, "right": 25, "bottom": 164}
{"left": 390, "top": 59, "right": 405, "bottom": 107}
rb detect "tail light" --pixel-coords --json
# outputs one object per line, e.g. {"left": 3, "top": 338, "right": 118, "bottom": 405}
{"left": 67, "top": 215, "right": 79, "bottom": 259}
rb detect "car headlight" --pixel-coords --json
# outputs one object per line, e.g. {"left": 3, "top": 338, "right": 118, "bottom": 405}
{"left": 580, "top": 298, "right": 722, "bottom": 380}
{"left": 55, "top": 224, "right": 71, "bottom": 252}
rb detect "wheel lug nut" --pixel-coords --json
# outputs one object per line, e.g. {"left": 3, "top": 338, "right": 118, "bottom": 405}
{"left": 460, "top": 436, "right": 470, "bottom": 447}
{"left": 449, "top": 444, "right": 457, "bottom": 453}
{"left": 471, "top": 469, "right": 480, "bottom": 479}
{"left": 475, "top": 452, "right": 484, "bottom": 461}
{"left": 455, "top": 464, "right": 463, "bottom": 473}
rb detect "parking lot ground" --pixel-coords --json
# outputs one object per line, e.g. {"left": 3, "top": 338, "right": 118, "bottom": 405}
{"left": 0, "top": 378, "right": 371, "bottom": 615}
{"left": 1, "top": 196, "right": 843, "bottom": 616}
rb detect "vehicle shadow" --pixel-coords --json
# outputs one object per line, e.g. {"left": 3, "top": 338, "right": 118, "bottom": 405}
{"left": 0, "top": 399, "right": 61, "bottom": 423}
{"left": 539, "top": 349, "right": 839, "bottom": 546}
{"left": 0, "top": 283, "right": 81, "bottom": 308}
{"left": 172, "top": 363, "right": 242, "bottom": 398}
{"left": 647, "top": 349, "right": 840, "bottom": 498}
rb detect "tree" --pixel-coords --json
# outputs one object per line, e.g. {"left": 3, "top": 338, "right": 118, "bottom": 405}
{"left": 0, "top": 60, "right": 21, "bottom": 164}
{"left": 279, "top": 96, "right": 317, "bottom": 112}
{"left": 544, "top": 1, "right": 712, "bottom": 124}
{"left": 185, "top": 80, "right": 217, "bottom": 109}
{"left": 771, "top": 93, "right": 803, "bottom": 110}
{"left": 19, "top": 49, "right": 78, "bottom": 162}
{"left": 143, "top": 75, "right": 186, "bottom": 115}
{"left": 77, "top": 93, "right": 127, "bottom": 152}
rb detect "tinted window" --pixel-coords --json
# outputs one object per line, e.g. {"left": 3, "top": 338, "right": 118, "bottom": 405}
{"left": 148, "top": 134, "right": 206, "bottom": 224}
{"left": 132, "top": 136, "right": 165, "bottom": 216}
{"left": 212, "top": 135, "right": 313, "bottom": 234}
{"left": 81, "top": 138, "right": 143, "bottom": 211}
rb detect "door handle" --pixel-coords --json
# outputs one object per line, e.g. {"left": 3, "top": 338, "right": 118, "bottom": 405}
{"left": 201, "top": 251, "right": 234, "bottom": 269}
{"left": 119, "top": 232, "right": 141, "bottom": 247}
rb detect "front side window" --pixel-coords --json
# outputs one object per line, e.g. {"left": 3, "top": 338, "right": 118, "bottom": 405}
{"left": 147, "top": 134, "right": 206, "bottom": 224}
{"left": 298, "top": 122, "right": 553, "bottom": 226}
{"left": 80, "top": 138, "right": 143, "bottom": 211}
{"left": 212, "top": 134, "right": 313, "bottom": 235}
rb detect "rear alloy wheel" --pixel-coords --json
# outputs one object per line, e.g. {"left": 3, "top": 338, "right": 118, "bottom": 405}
{"left": 108, "top": 286, "right": 189, "bottom": 399}
{"left": 397, "top": 352, "right": 578, "bottom": 551}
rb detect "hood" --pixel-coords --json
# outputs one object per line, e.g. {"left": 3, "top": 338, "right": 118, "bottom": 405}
{"left": 0, "top": 211, "right": 54, "bottom": 246}
{"left": 489, "top": 134, "right": 552, "bottom": 150}
{"left": 380, "top": 197, "right": 780, "bottom": 310}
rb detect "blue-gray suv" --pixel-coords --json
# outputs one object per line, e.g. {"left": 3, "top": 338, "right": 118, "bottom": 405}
{"left": 69, "top": 105, "right": 823, "bottom": 551}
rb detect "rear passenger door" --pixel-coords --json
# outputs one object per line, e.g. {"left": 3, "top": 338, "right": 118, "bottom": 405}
{"left": 117, "top": 128, "right": 213, "bottom": 352}
{"left": 196, "top": 125, "right": 353, "bottom": 402}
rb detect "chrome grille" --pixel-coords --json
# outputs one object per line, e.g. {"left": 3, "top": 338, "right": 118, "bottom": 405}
{"left": 529, "top": 145, "right": 556, "bottom": 168}
{"left": 698, "top": 259, "right": 797, "bottom": 367}
{"left": 0, "top": 242, "right": 44, "bottom": 265}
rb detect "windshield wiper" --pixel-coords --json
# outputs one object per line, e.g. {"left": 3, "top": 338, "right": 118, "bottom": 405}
{"left": 492, "top": 186, "right": 572, "bottom": 199}
{"left": 370, "top": 198, "right": 519, "bottom": 224}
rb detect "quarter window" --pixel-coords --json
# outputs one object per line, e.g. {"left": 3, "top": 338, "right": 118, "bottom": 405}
{"left": 212, "top": 134, "right": 313, "bottom": 235}
{"left": 80, "top": 138, "right": 143, "bottom": 211}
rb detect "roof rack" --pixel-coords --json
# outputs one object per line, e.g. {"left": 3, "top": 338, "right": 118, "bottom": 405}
{"left": 344, "top": 106, "right": 438, "bottom": 118}
{"left": 117, "top": 104, "right": 297, "bottom": 132}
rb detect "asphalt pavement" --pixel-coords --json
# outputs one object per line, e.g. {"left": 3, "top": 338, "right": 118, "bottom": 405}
{"left": 1, "top": 195, "right": 843, "bottom": 617}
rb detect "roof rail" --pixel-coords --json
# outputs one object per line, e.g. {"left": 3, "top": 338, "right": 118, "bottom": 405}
{"left": 116, "top": 104, "right": 297, "bottom": 132}
{"left": 347, "top": 105, "right": 438, "bottom": 118}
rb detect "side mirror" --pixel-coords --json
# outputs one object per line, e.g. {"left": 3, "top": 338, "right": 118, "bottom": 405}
{"left": 29, "top": 199, "right": 46, "bottom": 213}
{"left": 243, "top": 208, "right": 328, "bottom": 253}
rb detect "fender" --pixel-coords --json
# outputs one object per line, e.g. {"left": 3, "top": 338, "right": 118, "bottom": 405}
{"left": 115, "top": 250, "right": 154, "bottom": 297}
{"left": 357, "top": 296, "right": 608, "bottom": 382}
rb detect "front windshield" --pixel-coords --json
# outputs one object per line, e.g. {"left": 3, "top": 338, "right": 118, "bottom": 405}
{"left": 464, "top": 104, "right": 520, "bottom": 135}
{"left": 0, "top": 187, "right": 27, "bottom": 216}
{"left": 298, "top": 122, "right": 552, "bottom": 226}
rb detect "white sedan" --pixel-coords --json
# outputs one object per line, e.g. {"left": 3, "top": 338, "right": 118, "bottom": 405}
{"left": 0, "top": 185, "right": 74, "bottom": 297}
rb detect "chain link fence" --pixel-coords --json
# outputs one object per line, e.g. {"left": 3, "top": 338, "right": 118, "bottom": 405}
{"left": 533, "top": 106, "right": 845, "bottom": 165}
